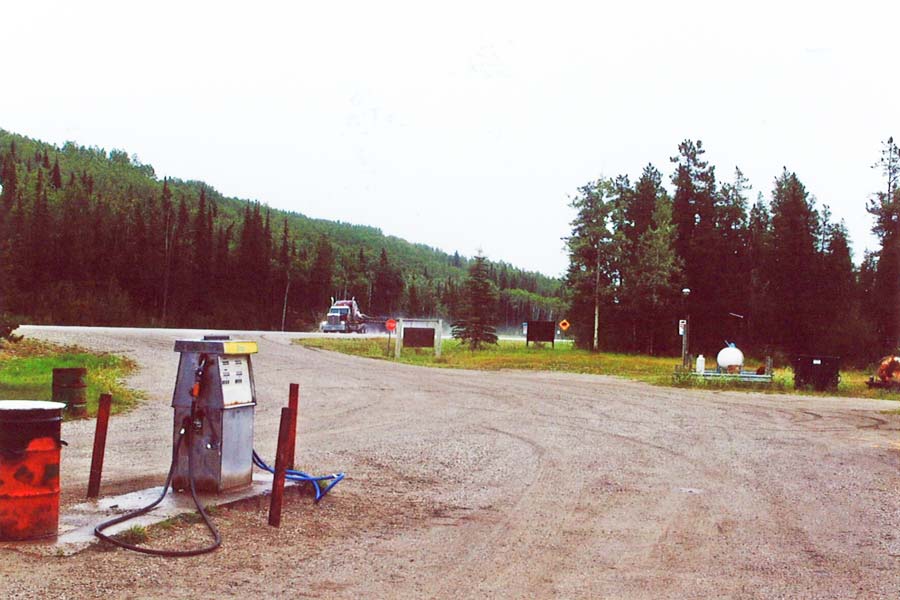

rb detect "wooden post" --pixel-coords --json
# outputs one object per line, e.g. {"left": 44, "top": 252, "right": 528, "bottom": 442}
{"left": 434, "top": 319, "right": 442, "bottom": 358}
{"left": 268, "top": 407, "right": 293, "bottom": 527}
{"left": 87, "top": 393, "right": 113, "bottom": 498}
{"left": 394, "top": 319, "right": 404, "bottom": 358}
{"left": 287, "top": 384, "right": 299, "bottom": 471}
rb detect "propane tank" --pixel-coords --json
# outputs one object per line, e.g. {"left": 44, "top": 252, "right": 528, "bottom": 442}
{"left": 695, "top": 354, "right": 706, "bottom": 374}
{"left": 717, "top": 342, "right": 744, "bottom": 371}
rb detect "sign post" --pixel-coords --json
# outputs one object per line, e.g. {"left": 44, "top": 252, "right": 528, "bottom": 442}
{"left": 385, "top": 318, "right": 397, "bottom": 356}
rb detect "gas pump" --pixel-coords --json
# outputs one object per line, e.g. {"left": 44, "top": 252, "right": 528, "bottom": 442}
{"left": 94, "top": 334, "right": 344, "bottom": 556}
{"left": 94, "top": 335, "right": 258, "bottom": 556}
{"left": 171, "top": 336, "right": 258, "bottom": 492}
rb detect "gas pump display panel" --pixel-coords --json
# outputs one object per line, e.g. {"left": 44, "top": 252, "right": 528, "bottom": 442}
{"left": 218, "top": 355, "right": 253, "bottom": 406}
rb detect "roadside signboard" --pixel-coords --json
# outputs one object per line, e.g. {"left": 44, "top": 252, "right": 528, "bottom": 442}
{"left": 526, "top": 320, "right": 556, "bottom": 347}
{"left": 385, "top": 319, "right": 397, "bottom": 332}
{"left": 558, "top": 319, "right": 570, "bottom": 332}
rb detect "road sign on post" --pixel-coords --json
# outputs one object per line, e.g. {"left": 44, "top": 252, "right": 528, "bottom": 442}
{"left": 385, "top": 319, "right": 397, "bottom": 356}
{"left": 526, "top": 321, "right": 556, "bottom": 347}
{"left": 559, "top": 320, "right": 570, "bottom": 332}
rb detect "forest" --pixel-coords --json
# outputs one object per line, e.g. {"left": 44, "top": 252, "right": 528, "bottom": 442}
{"left": 2, "top": 127, "right": 897, "bottom": 367}
{"left": 565, "top": 138, "right": 900, "bottom": 366}
{"left": 0, "top": 129, "right": 563, "bottom": 332}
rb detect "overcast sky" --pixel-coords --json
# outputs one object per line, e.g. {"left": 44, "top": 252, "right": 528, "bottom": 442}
{"left": 3, "top": 1, "right": 899, "bottom": 277}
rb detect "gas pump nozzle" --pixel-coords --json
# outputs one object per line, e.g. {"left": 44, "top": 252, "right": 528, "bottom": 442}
{"left": 190, "top": 355, "right": 208, "bottom": 431}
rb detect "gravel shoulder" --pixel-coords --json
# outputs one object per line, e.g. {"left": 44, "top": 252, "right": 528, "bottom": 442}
{"left": 2, "top": 325, "right": 899, "bottom": 599}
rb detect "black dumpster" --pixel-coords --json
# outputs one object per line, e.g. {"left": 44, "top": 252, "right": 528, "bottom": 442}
{"left": 793, "top": 355, "right": 840, "bottom": 391}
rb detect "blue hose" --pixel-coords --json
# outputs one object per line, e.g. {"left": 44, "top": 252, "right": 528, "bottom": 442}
{"left": 252, "top": 450, "right": 344, "bottom": 502}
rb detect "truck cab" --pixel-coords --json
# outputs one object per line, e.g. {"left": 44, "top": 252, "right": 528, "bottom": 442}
{"left": 322, "top": 299, "right": 368, "bottom": 333}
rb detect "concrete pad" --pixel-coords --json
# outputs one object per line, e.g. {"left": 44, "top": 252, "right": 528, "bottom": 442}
{"left": 48, "top": 472, "right": 293, "bottom": 555}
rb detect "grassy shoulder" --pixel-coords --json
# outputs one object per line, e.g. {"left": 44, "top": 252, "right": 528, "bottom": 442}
{"left": 295, "top": 337, "right": 900, "bottom": 400}
{"left": 0, "top": 338, "right": 141, "bottom": 417}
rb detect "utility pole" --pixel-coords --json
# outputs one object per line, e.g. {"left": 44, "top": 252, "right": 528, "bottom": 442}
{"left": 681, "top": 287, "right": 691, "bottom": 369}
{"left": 280, "top": 277, "right": 291, "bottom": 332}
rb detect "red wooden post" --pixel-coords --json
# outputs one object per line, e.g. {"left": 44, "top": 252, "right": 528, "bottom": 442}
{"left": 268, "top": 406, "right": 293, "bottom": 527}
{"left": 87, "top": 393, "right": 113, "bottom": 498}
{"left": 287, "top": 384, "right": 299, "bottom": 471}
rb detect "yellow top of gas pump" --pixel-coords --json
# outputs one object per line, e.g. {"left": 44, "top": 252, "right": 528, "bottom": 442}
{"left": 173, "top": 339, "right": 258, "bottom": 355}
{"left": 223, "top": 341, "right": 258, "bottom": 355}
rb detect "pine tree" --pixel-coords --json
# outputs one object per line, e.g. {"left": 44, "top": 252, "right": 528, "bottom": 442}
{"left": 452, "top": 254, "right": 499, "bottom": 349}
{"left": 565, "top": 178, "right": 616, "bottom": 351}
{"left": 746, "top": 193, "right": 773, "bottom": 349}
{"left": 670, "top": 140, "right": 725, "bottom": 352}
{"left": 625, "top": 165, "right": 663, "bottom": 244}
{"left": 309, "top": 234, "right": 335, "bottom": 312}
{"left": 371, "top": 248, "right": 404, "bottom": 315}
{"left": 867, "top": 136, "right": 900, "bottom": 350}
{"left": 160, "top": 178, "right": 175, "bottom": 324}
{"left": 767, "top": 169, "right": 820, "bottom": 354}
{"left": 50, "top": 156, "right": 62, "bottom": 189}
{"left": 619, "top": 196, "right": 681, "bottom": 354}
{"left": 1, "top": 151, "right": 17, "bottom": 207}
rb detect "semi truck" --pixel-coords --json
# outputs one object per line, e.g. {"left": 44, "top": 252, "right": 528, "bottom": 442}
{"left": 321, "top": 298, "right": 370, "bottom": 333}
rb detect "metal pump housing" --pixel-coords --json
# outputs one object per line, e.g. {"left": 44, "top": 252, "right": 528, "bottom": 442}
{"left": 171, "top": 337, "right": 258, "bottom": 493}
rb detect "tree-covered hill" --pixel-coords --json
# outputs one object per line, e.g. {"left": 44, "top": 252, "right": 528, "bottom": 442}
{"left": 0, "top": 129, "right": 562, "bottom": 330}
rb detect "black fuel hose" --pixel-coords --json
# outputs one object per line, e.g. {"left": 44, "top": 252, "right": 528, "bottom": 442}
{"left": 93, "top": 419, "right": 221, "bottom": 557}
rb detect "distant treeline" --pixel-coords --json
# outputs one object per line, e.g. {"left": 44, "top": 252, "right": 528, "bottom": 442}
{"left": 565, "top": 139, "right": 900, "bottom": 366}
{"left": 0, "top": 129, "right": 563, "bottom": 331}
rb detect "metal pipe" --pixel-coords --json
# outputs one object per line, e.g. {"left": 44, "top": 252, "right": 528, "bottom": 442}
{"left": 287, "top": 384, "right": 299, "bottom": 471}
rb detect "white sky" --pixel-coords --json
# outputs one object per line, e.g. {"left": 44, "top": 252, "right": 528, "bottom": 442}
{"left": 2, "top": 1, "right": 898, "bottom": 277}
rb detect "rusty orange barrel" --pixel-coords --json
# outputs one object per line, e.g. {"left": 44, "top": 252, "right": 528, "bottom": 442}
{"left": 52, "top": 367, "right": 87, "bottom": 417}
{"left": 0, "top": 401, "right": 65, "bottom": 540}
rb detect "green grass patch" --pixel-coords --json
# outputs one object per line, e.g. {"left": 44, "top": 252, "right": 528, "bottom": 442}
{"left": 296, "top": 337, "right": 900, "bottom": 400}
{"left": 114, "top": 525, "right": 148, "bottom": 545}
{"left": 0, "top": 339, "right": 141, "bottom": 417}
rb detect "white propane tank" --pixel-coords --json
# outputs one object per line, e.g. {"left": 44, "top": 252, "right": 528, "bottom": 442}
{"left": 695, "top": 354, "right": 706, "bottom": 374}
{"left": 717, "top": 343, "right": 744, "bottom": 371}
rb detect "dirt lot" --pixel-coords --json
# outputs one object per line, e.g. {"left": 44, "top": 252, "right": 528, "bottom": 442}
{"left": 1, "top": 325, "right": 899, "bottom": 599}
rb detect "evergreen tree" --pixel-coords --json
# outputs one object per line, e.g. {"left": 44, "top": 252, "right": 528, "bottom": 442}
{"left": 766, "top": 169, "right": 820, "bottom": 354}
{"left": 625, "top": 165, "right": 662, "bottom": 244}
{"left": 713, "top": 168, "right": 752, "bottom": 346}
{"left": 1, "top": 151, "right": 17, "bottom": 207}
{"left": 50, "top": 156, "right": 62, "bottom": 189}
{"left": 618, "top": 196, "right": 682, "bottom": 354}
{"left": 669, "top": 139, "right": 725, "bottom": 352}
{"left": 452, "top": 254, "right": 499, "bottom": 349}
{"left": 308, "top": 234, "right": 335, "bottom": 313}
{"left": 192, "top": 187, "right": 213, "bottom": 314}
{"left": 565, "top": 178, "right": 616, "bottom": 351}
{"left": 746, "top": 193, "right": 773, "bottom": 349}
{"left": 406, "top": 278, "right": 422, "bottom": 317}
{"left": 160, "top": 178, "right": 175, "bottom": 324}
{"left": 816, "top": 221, "right": 871, "bottom": 360}
{"left": 867, "top": 136, "right": 900, "bottom": 350}
{"left": 371, "top": 248, "right": 404, "bottom": 315}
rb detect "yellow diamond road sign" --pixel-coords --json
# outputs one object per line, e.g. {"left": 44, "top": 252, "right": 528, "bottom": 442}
{"left": 559, "top": 319, "right": 570, "bottom": 331}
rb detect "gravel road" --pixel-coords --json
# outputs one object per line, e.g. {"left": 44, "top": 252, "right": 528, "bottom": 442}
{"left": 2, "top": 325, "right": 899, "bottom": 599}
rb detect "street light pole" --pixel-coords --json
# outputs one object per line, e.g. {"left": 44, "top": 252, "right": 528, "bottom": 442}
{"left": 681, "top": 287, "right": 691, "bottom": 369}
